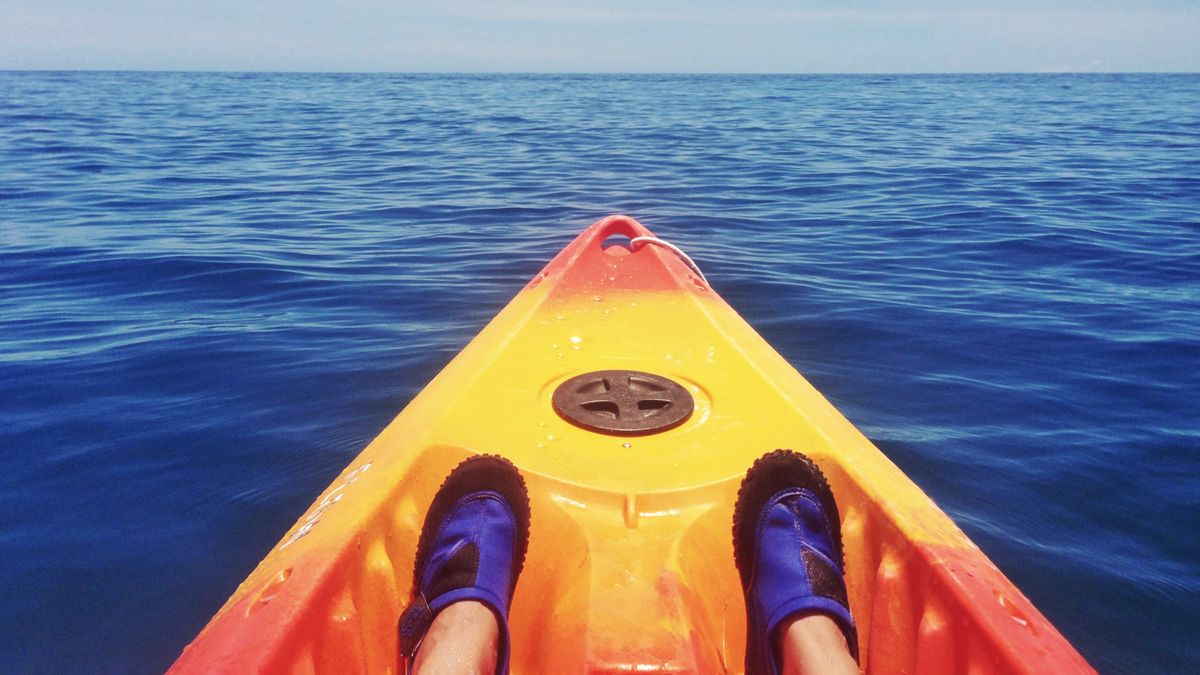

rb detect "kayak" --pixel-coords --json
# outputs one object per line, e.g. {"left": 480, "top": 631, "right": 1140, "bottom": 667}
{"left": 171, "top": 215, "right": 1093, "bottom": 674}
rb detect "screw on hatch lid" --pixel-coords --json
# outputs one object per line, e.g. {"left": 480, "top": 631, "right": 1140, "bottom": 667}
{"left": 551, "top": 370, "right": 694, "bottom": 435}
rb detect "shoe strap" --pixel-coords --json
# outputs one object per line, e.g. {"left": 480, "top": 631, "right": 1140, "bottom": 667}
{"left": 398, "top": 591, "right": 433, "bottom": 665}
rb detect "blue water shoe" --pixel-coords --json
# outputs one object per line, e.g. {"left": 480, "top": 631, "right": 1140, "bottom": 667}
{"left": 398, "top": 455, "right": 531, "bottom": 675}
{"left": 733, "top": 449, "right": 858, "bottom": 674}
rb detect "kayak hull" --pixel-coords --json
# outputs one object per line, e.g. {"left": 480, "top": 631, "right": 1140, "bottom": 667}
{"left": 172, "top": 216, "right": 1092, "bottom": 674}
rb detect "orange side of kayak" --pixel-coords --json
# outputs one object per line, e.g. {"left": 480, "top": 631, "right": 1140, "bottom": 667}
{"left": 171, "top": 216, "right": 1093, "bottom": 674}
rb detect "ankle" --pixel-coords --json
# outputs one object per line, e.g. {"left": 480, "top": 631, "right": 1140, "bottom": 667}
{"left": 413, "top": 601, "right": 500, "bottom": 675}
{"left": 778, "top": 614, "right": 859, "bottom": 675}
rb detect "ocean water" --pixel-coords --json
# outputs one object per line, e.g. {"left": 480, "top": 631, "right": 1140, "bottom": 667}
{"left": 1, "top": 72, "right": 1197, "bottom": 673}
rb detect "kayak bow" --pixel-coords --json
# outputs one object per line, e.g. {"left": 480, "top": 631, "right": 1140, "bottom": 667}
{"left": 172, "top": 215, "right": 1093, "bottom": 674}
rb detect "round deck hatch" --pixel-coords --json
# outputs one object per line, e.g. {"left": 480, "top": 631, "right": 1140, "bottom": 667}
{"left": 551, "top": 370, "right": 694, "bottom": 435}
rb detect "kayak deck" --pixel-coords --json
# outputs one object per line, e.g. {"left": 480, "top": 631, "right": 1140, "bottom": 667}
{"left": 172, "top": 216, "right": 1092, "bottom": 673}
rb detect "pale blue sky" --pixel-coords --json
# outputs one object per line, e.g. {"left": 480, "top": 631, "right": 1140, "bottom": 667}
{"left": 4, "top": 1, "right": 1198, "bottom": 72}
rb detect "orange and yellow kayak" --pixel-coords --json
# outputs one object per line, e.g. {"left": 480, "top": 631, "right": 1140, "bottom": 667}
{"left": 171, "top": 215, "right": 1093, "bottom": 674}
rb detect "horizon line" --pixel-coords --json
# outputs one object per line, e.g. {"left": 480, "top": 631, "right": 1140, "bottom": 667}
{"left": 4, "top": 68, "right": 1198, "bottom": 76}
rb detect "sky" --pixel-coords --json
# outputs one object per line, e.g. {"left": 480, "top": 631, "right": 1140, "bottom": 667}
{"left": 3, "top": 0, "right": 1199, "bottom": 73}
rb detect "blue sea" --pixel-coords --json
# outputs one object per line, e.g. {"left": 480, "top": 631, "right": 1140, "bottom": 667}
{"left": 1, "top": 72, "right": 1198, "bottom": 673}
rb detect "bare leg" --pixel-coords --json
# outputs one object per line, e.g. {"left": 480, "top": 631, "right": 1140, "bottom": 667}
{"left": 412, "top": 601, "right": 499, "bottom": 675}
{"left": 779, "top": 614, "right": 860, "bottom": 675}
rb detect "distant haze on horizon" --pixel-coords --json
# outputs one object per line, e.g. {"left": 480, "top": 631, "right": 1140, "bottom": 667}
{"left": 4, "top": 0, "right": 1199, "bottom": 73}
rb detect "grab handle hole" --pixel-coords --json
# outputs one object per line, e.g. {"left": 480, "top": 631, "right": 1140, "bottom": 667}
{"left": 601, "top": 234, "right": 633, "bottom": 255}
